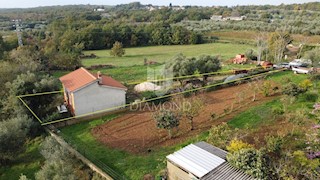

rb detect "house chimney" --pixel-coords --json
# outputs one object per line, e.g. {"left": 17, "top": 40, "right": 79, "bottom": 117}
{"left": 97, "top": 71, "right": 102, "bottom": 84}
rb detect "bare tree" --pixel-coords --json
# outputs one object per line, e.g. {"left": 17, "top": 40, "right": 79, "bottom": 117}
{"left": 255, "top": 32, "right": 268, "bottom": 64}
{"left": 268, "top": 31, "right": 292, "bottom": 63}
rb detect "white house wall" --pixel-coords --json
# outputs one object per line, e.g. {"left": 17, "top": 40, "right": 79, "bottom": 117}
{"left": 73, "top": 82, "right": 126, "bottom": 116}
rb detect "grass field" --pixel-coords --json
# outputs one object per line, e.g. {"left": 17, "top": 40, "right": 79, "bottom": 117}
{"left": 82, "top": 43, "right": 253, "bottom": 67}
{"left": 0, "top": 137, "right": 44, "bottom": 180}
{"left": 53, "top": 63, "right": 255, "bottom": 84}
{"left": 265, "top": 70, "right": 308, "bottom": 84}
{"left": 53, "top": 43, "right": 254, "bottom": 83}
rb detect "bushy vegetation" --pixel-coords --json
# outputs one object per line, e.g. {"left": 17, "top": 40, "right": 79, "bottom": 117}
{"left": 0, "top": 116, "right": 32, "bottom": 164}
{"left": 110, "top": 41, "right": 125, "bottom": 57}
{"left": 222, "top": 73, "right": 320, "bottom": 179}
{"left": 227, "top": 148, "right": 271, "bottom": 179}
{"left": 153, "top": 109, "right": 180, "bottom": 139}
{"left": 166, "top": 54, "right": 221, "bottom": 84}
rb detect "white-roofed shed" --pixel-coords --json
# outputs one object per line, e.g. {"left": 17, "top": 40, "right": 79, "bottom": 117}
{"left": 166, "top": 142, "right": 254, "bottom": 180}
{"left": 167, "top": 144, "right": 225, "bottom": 178}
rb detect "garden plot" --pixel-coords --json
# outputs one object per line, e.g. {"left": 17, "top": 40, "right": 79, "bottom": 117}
{"left": 91, "top": 82, "right": 276, "bottom": 153}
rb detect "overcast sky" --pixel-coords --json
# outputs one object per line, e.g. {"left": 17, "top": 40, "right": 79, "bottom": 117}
{"left": 1, "top": 0, "right": 319, "bottom": 8}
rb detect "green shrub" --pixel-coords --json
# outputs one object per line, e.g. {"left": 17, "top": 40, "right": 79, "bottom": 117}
{"left": 301, "top": 92, "right": 318, "bottom": 102}
{"left": 207, "top": 123, "right": 237, "bottom": 149}
{"left": 265, "top": 135, "right": 283, "bottom": 154}
{"left": 299, "top": 79, "right": 313, "bottom": 90}
{"left": 272, "top": 106, "right": 284, "bottom": 115}
{"left": 310, "top": 74, "right": 320, "bottom": 81}
{"left": 226, "top": 139, "right": 253, "bottom": 153}
{"left": 227, "top": 148, "right": 271, "bottom": 179}
{"left": 261, "top": 80, "right": 272, "bottom": 97}
{"left": 282, "top": 82, "right": 306, "bottom": 97}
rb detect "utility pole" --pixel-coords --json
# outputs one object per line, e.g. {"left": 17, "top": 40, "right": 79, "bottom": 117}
{"left": 14, "top": 19, "right": 23, "bottom": 47}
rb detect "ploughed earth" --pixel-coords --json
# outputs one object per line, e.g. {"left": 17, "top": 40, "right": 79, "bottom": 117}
{"left": 91, "top": 82, "right": 277, "bottom": 154}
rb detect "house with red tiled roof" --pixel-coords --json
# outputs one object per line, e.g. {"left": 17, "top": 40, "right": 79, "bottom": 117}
{"left": 59, "top": 67, "right": 127, "bottom": 116}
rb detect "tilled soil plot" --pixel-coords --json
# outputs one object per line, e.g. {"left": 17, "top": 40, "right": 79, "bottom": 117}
{"left": 92, "top": 83, "right": 276, "bottom": 154}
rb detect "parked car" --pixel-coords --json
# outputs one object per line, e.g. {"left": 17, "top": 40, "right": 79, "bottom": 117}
{"left": 273, "top": 62, "right": 290, "bottom": 69}
{"left": 262, "top": 61, "right": 274, "bottom": 69}
{"left": 289, "top": 59, "right": 308, "bottom": 68}
{"left": 292, "top": 67, "right": 313, "bottom": 74}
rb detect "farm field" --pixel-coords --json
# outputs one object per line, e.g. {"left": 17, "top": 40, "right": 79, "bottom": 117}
{"left": 53, "top": 42, "right": 255, "bottom": 84}
{"left": 82, "top": 43, "right": 253, "bottom": 67}
{"left": 59, "top": 71, "right": 309, "bottom": 179}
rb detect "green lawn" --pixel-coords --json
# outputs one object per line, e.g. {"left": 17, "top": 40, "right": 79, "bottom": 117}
{"left": 82, "top": 43, "right": 253, "bottom": 67}
{"left": 266, "top": 70, "right": 308, "bottom": 84}
{"left": 228, "top": 71, "right": 311, "bottom": 129}
{"left": 228, "top": 100, "right": 281, "bottom": 129}
{"left": 59, "top": 115, "right": 208, "bottom": 180}
{"left": 0, "top": 137, "right": 44, "bottom": 180}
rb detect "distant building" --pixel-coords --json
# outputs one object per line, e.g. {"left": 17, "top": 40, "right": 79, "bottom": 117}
{"left": 59, "top": 67, "right": 127, "bottom": 116}
{"left": 228, "top": 16, "right": 247, "bottom": 21}
{"left": 94, "top": 8, "right": 105, "bottom": 12}
{"left": 167, "top": 142, "right": 253, "bottom": 180}
{"left": 210, "top": 15, "right": 223, "bottom": 21}
{"left": 172, "top": 6, "right": 185, "bottom": 11}
{"left": 210, "top": 15, "right": 246, "bottom": 21}
{"left": 146, "top": 5, "right": 157, "bottom": 11}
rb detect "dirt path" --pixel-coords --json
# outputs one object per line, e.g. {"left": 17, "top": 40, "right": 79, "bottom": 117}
{"left": 92, "top": 83, "right": 277, "bottom": 154}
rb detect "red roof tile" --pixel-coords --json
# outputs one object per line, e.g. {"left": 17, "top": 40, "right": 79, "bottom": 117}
{"left": 92, "top": 73, "right": 127, "bottom": 90}
{"left": 59, "top": 67, "right": 126, "bottom": 92}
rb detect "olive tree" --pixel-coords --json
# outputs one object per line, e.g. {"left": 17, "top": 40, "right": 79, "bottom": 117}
{"left": 0, "top": 116, "right": 31, "bottom": 164}
{"left": 166, "top": 54, "right": 196, "bottom": 85}
{"left": 303, "top": 48, "right": 320, "bottom": 67}
{"left": 153, "top": 109, "right": 180, "bottom": 139}
{"left": 196, "top": 55, "right": 221, "bottom": 84}
{"left": 3, "top": 72, "right": 61, "bottom": 119}
{"left": 35, "top": 137, "right": 78, "bottom": 180}
{"left": 181, "top": 97, "right": 203, "bottom": 130}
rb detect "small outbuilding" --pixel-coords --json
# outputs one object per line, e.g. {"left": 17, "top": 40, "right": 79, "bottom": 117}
{"left": 166, "top": 142, "right": 253, "bottom": 180}
{"left": 233, "top": 54, "right": 248, "bottom": 64}
{"left": 59, "top": 67, "right": 127, "bottom": 116}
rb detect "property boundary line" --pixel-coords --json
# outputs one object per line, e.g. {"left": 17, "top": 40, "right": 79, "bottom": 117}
{"left": 126, "top": 67, "right": 261, "bottom": 85}
{"left": 17, "top": 96, "right": 43, "bottom": 123}
{"left": 18, "top": 68, "right": 284, "bottom": 126}
{"left": 47, "top": 128, "right": 120, "bottom": 180}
